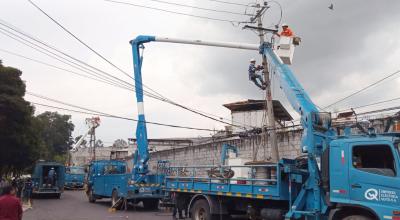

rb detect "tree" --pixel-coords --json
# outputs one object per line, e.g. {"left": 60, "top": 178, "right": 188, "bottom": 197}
{"left": 35, "top": 111, "right": 74, "bottom": 162}
{"left": 113, "top": 139, "right": 128, "bottom": 148}
{"left": 95, "top": 139, "right": 104, "bottom": 148}
{"left": 0, "top": 62, "right": 40, "bottom": 176}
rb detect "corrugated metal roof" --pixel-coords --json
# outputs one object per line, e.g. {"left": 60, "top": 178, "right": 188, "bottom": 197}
{"left": 223, "top": 99, "right": 293, "bottom": 121}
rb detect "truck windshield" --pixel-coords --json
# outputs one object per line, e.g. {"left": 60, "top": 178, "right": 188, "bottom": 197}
{"left": 68, "top": 167, "right": 85, "bottom": 174}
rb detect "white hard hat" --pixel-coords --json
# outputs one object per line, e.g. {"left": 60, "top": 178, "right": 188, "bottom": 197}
{"left": 250, "top": 58, "right": 256, "bottom": 62}
{"left": 282, "top": 23, "right": 288, "bottom": 27}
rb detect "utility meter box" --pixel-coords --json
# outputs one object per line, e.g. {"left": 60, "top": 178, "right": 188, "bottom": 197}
{"left": 277, "top": 36, "right": 295, "bottom": 65}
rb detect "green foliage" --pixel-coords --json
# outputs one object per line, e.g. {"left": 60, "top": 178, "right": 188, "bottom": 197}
{"left": 0, "top": 62, "right": 75, "bottom": 175}
{"left": 35, "top": 111, "right": 74, "bottom": 161}
{"left": 113, "top": 139, "right": 128, "bottom": 148}
{"left": 95, "top": 139, "right": 104, "bottom": 148}
{"left": 0, "top": 63, "right": 39, "bottom": 176}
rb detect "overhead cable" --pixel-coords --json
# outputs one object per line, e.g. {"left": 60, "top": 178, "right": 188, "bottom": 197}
{"left": 0, "top": 22, "right": 139, "bottom": 93}
{"left": 0, "top": 19, "right": 252, "bottom": 129}
{"left": 103, "top": 0, "right": 243, "bottom": 24}
{"left": 0, "top": 48, "right": 135, "bottom": 91}
{"left": 334, "top": 96, "right": 400, "bottom": 114}
{"left": 27, "top": 96, "right": 216, "bottom": 132}
{"left": 322, "top": 69, "right": 400, "bottom": 110}
{"left": 15, "top": 3, "right": 247, "bottom": 125}
{"left": 26, "top": 1, "right": 170, "bottom": 103}
{"left": 144, "top": 0, "right": 250, "bottom": 16}
{"left": 206, "top": 0, "right": 256, "bottom": 7}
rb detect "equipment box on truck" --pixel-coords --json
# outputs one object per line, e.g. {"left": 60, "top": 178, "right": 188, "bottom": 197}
{"left": 32, "top": 161, "right": 65, "bottom": 198}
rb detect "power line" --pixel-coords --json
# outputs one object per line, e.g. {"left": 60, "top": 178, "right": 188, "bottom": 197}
{"left": 0, "top": 22, "right": 139, "bottom": 92}
{"left": 0, "top": 20, "right": 253, "bottom": 129}
{"left": 322, "top": 69, "right": 400, "bottom": 110}
{"left": 144, "top": 0, "right": 250, "bottom": 16}
{"left": 19, "top": 3, "right": 250, "bottom": 126}
{"left": 334, "top": 96, "right": 400, "bottom": 114}
{"left": 27, "top": 94, "right": 216, "bottom": 132}
{"left": 0, "top": 46, "right": 250, "bottom": 130}
{"left": 0, "top": 48, "right": 135, "bottom": 91}
{"left": 26, "top": 1, "right": 171, "bottom": 103}
{"left": 205, "top": 0, "right": 256, "bottom": 7}
{"left": 103, "top": 0, "right": 243, "bottom": 24}
{"left": 27, "top": 0, "right": 133, "bottom": 82}
{"left": 0, "top": 29, "right": 135, "bottom": 92}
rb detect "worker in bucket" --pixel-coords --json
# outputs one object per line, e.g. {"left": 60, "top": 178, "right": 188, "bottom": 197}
{"left": 248, "top": 58, "right": 266, "bottom": 90}
{"left": 277, "top": 23, "right": 294, "bottom": 37}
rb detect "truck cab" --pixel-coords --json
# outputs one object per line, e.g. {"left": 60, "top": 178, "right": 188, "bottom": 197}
{"left": 86, "top": 160, "right": 163, "bottom": 209}
{"left": 64, "top": 166, "right": 85, "bottom": 189}
{"left": 328, "top": 135, "right": 400, "bottom": 220}
{"left": 32, "top": 161, "right": 65, "bottom": 198}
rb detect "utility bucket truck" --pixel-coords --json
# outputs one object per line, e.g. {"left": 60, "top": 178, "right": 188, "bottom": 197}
{"left": 130, "top": 35, "right": 400, "bottom": 220}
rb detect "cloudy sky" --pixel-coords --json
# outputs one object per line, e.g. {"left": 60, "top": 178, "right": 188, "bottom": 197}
{"left": 1, "top": 0, "right": 400, "bottom": 144}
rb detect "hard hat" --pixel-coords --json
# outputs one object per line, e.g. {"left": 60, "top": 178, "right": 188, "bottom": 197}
{"left": 250, "top": 58, "right": 256, "bottom": 62}
{"left": 282, "top": 23, "right": 289, "bottom": 27}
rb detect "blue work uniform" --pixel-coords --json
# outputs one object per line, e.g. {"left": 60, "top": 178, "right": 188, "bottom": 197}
{"left": 248, "top": 63, "right": 266, "bottom": 89}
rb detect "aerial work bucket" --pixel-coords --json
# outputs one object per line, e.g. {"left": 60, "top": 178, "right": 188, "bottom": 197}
{"left": 276, "top": 36, "right": 297, "bottom": 65}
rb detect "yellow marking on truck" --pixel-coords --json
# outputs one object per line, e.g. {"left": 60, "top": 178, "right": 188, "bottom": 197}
{"left": 217, "top": 192, "right": 223, "bottom": 195}
{"left": 236, "top": 193, "right": 242, "bottom": 197}
{"left": 226, "top": 192, "right": 232, "bottom": 196}
{"left": 176, "top": 189, "right": 181, "bottom": 192}
{"left": 256, "top": 194, "right": 264, "bottom": 199}
{"left": 245, "top": 194, "right": 252, "bottom": 198}
{"left": 183, "top": 189, "right": 188, "bottom": 192}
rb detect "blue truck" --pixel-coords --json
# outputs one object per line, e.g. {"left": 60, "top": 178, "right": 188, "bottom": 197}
{"left": 129, "top": 34, "right": 400, "bottom": 220}
{"left": 64, "top": 166, "right": 85, "bottom": 189}
{"left": 86, "top": 160, "right": 164, "bottom": 209}
{"left": 32, "top": 161, "right": 65, "bottom": 198}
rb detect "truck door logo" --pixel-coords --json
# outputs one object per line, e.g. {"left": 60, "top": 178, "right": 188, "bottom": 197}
{"left": 365, "top": 189, "right": 379, "bottom": 201}
{"left": 364, "top": 188, "right": 398, "bottom": 202}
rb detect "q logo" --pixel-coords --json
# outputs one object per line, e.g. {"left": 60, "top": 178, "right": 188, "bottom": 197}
{"left": 365, "top": 188, "right": 379, "bottom": 201}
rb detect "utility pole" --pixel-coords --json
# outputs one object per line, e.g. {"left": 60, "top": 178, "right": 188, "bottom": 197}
{"left": 244, "top": 2, "right": 279, "bottom": 162}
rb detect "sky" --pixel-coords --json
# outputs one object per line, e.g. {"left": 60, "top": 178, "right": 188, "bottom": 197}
{"left": 1, "top": 0, "right": 400, "bottom": 145}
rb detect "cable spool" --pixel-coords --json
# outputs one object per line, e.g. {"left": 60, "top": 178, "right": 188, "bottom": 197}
{"left": 245, "top": 161, "right": 276, "bottom": 185}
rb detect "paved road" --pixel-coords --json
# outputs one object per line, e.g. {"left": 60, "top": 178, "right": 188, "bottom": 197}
{"left": 23, "top": 190, "right": 173, "bottom": 220}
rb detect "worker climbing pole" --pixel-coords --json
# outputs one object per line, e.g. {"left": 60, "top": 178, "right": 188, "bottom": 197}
{"left": 244, "top": 1, "right": 279, "bottom": 162}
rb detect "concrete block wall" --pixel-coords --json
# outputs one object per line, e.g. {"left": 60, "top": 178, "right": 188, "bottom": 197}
{"left": 148, "top": 129, "right": 303, "bottom": 174}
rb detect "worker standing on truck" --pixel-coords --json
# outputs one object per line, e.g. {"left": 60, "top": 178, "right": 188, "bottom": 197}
{"left": 277, "top": 23, "right": 294, "bottom": 37}
{"left": 48, "top": 168, "right": 57, "bottom": 186}
{"left": 248, "top": 58, "right": 266, "bottom": 90}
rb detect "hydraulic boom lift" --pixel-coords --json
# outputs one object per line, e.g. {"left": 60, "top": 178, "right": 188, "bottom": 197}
{"left": 130, "top": 35, "right": 400, "bottom": 220}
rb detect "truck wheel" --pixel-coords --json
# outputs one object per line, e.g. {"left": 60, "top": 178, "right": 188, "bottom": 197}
{"left": 143, "top": 199, "right": 159, "bottom": 210}
{"left": 88, "top": 188, "right": 96, "bottom": 203}
{"left": 192, "top": 199, "right": 218, "bottom": 220}
{"left": 343, "top": 215, "right": 373, "bottom": 220}
{"left": 111, "top": 190, "right": 123, "bottom": 210}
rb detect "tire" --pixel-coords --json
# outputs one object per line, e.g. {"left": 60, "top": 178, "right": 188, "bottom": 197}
{"left": 88, "top": 188, "right": 96, "bottom": 203}
{"left": 343, "top": 215, "right": 373, "bottom": 220}
{"left": 143, "top": 199, "right": 159, "bottom": 210}
{"left": 191, "top": 199, "right": 219, "bottom": 220}
{"left": 111, "top": 190, "right": 123, "bottom": 210}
